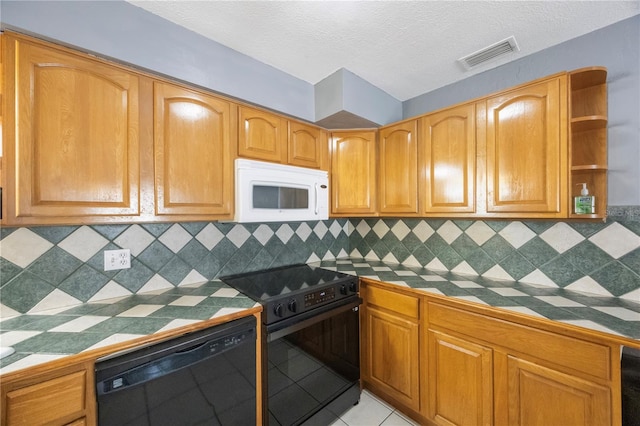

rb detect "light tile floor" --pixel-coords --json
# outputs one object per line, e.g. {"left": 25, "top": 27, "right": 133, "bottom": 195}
{"left": 332, "top": 390, "right": 420, "bottom": 426}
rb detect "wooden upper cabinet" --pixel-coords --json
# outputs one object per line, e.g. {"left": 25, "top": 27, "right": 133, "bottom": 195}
{"left": 330, "top": 130, "right": 377, "bottom": 216}
{"left": 153, "top": 82, "right": 235, "bottom": 217}
{"left": 238, "top": 106, "right": 287, "bottom": 163}
{"left": 419, "top": 103, "right": 476, "bottom": 215}
{"left": 288, "top": 121, "right": 328, "bottom": 170}
{"left": 485, "top": 75, "right": 568, "bottom": 217}
{"left": 378, "top": 120, "right": 418, "bottom": 215}
{"left": 3, "top": 35, "right": 141, "bottom": 224}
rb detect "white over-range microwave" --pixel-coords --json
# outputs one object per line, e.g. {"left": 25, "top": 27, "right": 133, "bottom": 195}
{"left": 234, "top": 159, "right": 329, "bottom": 223}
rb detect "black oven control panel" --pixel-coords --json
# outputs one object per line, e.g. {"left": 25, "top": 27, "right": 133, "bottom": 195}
{"left": 304, "top": 287, "right": 336, "bottom": 307}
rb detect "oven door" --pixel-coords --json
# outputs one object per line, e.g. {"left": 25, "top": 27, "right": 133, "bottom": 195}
{"left": 264, "top": 298, "right": 361, "bottom": 426}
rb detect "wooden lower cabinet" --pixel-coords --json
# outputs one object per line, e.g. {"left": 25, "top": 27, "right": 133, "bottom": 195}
{"left": 1, "top": 361, "right": 95, "bottom": 426}
{"left": 361, "top": 280, "right": 622, "bottom": 426}
{"left": 360, "top": 280, "right": 422, "bottom": 415}
{"left": 427, "top": 330, "right": 493, "bottom": 426}
{"left": 503, "top": 355, "right": 611, "bottom": 426}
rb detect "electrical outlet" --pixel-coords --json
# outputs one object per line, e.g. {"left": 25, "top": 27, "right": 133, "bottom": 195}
{"left": 104, "top": 249, "right": 131, "bottom": 271}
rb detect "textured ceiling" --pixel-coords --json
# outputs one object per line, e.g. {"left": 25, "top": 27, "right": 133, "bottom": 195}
{"left": 128, "top": 1, "right": 639, "bottom": 101}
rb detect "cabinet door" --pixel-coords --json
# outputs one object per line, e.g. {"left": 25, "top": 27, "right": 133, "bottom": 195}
{"left": 485, "top": 76, "right": 567, "bottom": 216}
{"left": 506, "top": 356, "right": 611, "bottom": 426}
{"left": 154, "top": 82, "right": 234, "bottom": 217}
{"left": 364, "top": 305, "right": 420, "bottom": 412}
{"left": 379, "top": 121, "right": 418, "bottom": 215}
{"left": 5, "top": 36, "right": 140, "bottom": 223}
{"left": 330, "top": 131, "right": 377, "bottom": 216}
{"left": 288, "top": 121, "right": 328, "bottom": 170}
{"left": 427, "top": 330, "right": 493, "bottom": 426}
{"left": 419, "top": 103, "right": 476, "bottom": 214}
{"left": 238, "top": 106, "right": 287, "bottom": 163}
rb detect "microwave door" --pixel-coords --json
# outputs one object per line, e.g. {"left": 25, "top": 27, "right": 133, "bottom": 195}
{"left": 253, "top": 185, "right": 309, "bottom": 209}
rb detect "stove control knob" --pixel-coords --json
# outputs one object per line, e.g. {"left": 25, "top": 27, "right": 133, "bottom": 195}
{"left": 274, "top": 304, "right": 284, "bottom": 317}
{"left": 288, "top": 299, "right": 297, "bottom": 313}
{"left": 349, "top": 282, "right": 357, "bottom": 293}
{"left": 340, "top": 284, "right": 347, "bottom": 295}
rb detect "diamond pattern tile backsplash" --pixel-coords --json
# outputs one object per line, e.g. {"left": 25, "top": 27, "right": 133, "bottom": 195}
{"left": 349, "top": 218, "right": 640, "bottom": 303}
{"left": 0, "top": 220, "right": 350, "bottom": 315}
{"left": 2, "top": 216, "right": 640, "bottom": 315}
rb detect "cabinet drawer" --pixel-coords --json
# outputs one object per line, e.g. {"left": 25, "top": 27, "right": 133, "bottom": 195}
{"left": 6, "top": 370, "right": 87, "bottom": 425}
{"left": 428, "top": 301, "right": 611, "bottom": 381}
{"left": 366, "top": 284, "right": 419, "bottom": 320}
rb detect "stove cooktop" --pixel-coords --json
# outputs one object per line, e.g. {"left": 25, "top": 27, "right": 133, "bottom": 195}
{"left": 221, "top": 264, "right": 358, "bottom": 325}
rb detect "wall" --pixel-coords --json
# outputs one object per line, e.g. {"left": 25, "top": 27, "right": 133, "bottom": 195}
{"left": 0, "top": 0, "right": 316, "bottom": 121}
{"left": 0, "top": 220, "right": 350, "bottom": 315}
{"left": 404, "top": 15, "right": 640, "bottom": 207}
{"left": 349, "top": 218, "right": 640, "bottom": 303}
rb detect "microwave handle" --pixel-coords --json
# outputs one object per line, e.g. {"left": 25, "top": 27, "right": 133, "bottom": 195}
{"left": 314, "top": 183, "right": 319, "bottom": 215}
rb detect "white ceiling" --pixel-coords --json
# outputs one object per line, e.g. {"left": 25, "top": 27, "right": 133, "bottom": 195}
{"left": 128, "top": 1, "right": 639, "bottom": 101}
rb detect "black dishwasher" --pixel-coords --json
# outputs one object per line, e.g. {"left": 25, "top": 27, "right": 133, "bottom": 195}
{"left": 95, "top": 316, "right": 256, "bottom": 426}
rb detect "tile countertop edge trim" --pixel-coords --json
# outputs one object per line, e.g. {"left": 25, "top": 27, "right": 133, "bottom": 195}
{"left": 0, "top": 306, "right": 262, "bottom": 380}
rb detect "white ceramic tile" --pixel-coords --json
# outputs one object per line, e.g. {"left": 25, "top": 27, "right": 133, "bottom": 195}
{"left": 137, "top": 274, "right": 173, "bottom": 294}
{"left": 355, "top": 220, "right": 372, "bottom": 238}
{"left": 276, "top": 224, "right": 295, "bottom": 243}
{"left": 307, "top": 253, "right": 322, "bottom": 263}
{"left": 117, "top": 304, "right": 164, "bottom": 317}
{"left": 170, "top": 296, "right": 207, "bottom": 306}
{"left": 329, "top": 221, "right": 344, "bottom": 238}
{"left": 381, "top": 411, "right": 419, "bottom": 426}
{"left": 156, "top": 319, "right": 202, "bottom": 333}
{"left": 329, "top": 418, "right": 348, "bottom": 426}
{"left": 0, "top": 228, "right": 54, "bottom": 267}
{"left": 353, "top": 263, "right": 371, "bottom": 268}
{"left": 337, "top": 260, "right": 353, "bottom": 264}
{"left": 159, "top": 224, "right": 194, "bottom": 253}
{"left": 452, "top": 261, "right": 479, "bottom": 276}
{"left": 314, "top": 221, "right": 329, "bottom": 239}
{"left": 534, "top": 296, "right": 585, "bottom": 307}
{"left": 114, "top": 224, "right": 155, "bottom": 256}
{"left": 466, "top": 221, "right": 496, "bottom": 246}
{"left": 373, "top": 266, "right": 392, "bottom": 271}
{"left": 452, "top": 296, "right": 488, "bottom": 305}
{"left": 559, "top": 320, "right": 622, "bottom": 336}
{"left": 499, "top": 306, "right": 546, "bottom": 319}
{"left": 415, "top": 288, "right": 445, "bottom": 295}
{"left": 412, "top": 221, "right": 434, "bottom": 242}
{"left": 589, "top": 222, "right": 640, "bottom": 259}
{"left": 211, "top": 307, "right": 247, "bottom": 318}
{"left": 372, "top": 220, "right": 390, "bottom": 239}
{"left": 391, "top": 221, "right": 411, "bottom": 241}
{"left": 499, "top": 222, "right": 536, "bottom": 249}
{"left": 451, "top": 280, "right": 482, "bottom": 288}
{"left": 426, "top": 258, "right": 448, "bottom": 271}
{"left": 195, "top": 223, "right": 225, "bottom": 250}
{"left": 50, "top": 316, "right": 109, "bottom": 332}
{"left": 401, "top": 255, "right": 423, "bottom": 268}
{"left": 489, "top": 287, "right": 528, "bottom": 297}
{"left": 382, "top": 253, "right": 399, "bottom": 264}
{"left": 593, "top": 307, "right": 640, "bottom": 321}
{"left": 620, "top": 288, "right": 640, "bottom": 304}
{"left": 419, "top": 275, "right": 447, "bottom": 281}
{"left": 84, "top": 333, "right": 145, "bottom": 351}
{"left": 539, "top": 222, "right": 585, "bottom": 254}
{"left": 340, "top": 390, "right": 393, "bottom": 426}
{"left": 395, "top": 270, "right": 416, "bottom": 276}
{"left": 254, "top": 224, "right": 275, "bottom": 245}
{"left": 296, "top": 222, "right": 313, "bottom": 241}
{"left": 481, "top": 265, "right": 514, "bottom": 281}
{"left": 27, "top": 289, "right": 82, "bottom": 314}
{"left": 88, "top": 281, "right": 132, "bottom": 302}
{"left": 212, "top": 288, "right": 240, "bottom": 298}
{"left": 565, "top": 277, "right": 614, "bottom": 297}
{"left": 0, "top": 304, "right": 21, "bottom": 319}
{"left": 58, "top": 226, "right": 109, "bottom": 262}
{"left": 437, "top": 220, "right": 463, "bottom": 244}
{"left": 0, "top": 330, "right": 42, "bottom": 346}
{"left": 179, "top": 270, "right": 208, "bottom": 286}
{"left": 1, "top": 354, "right": 67, "bottom": 374}
{"left": 519, "top": 269, "right": 559, "bottom": 287}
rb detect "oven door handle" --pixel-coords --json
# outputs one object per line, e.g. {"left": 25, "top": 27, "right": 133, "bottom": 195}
{"left": 266, "top": 297, "right": 362, "bottom": 342}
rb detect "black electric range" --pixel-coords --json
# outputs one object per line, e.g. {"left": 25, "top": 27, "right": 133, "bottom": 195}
{"left": 221, "top": 264, "right": 359, "bottom": 326}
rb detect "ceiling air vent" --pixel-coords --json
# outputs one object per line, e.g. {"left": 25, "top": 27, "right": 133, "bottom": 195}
{"left": 458, "top": 36, "right": 520, "bottom": 70}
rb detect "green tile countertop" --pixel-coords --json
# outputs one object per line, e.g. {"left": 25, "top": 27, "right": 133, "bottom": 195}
{"left": 313, "top": 258, "right": 640, "bottom": 343}
{"left": 0, "top": 280, "right": 259, "bottom": 375}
